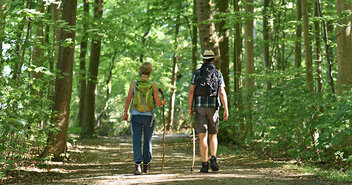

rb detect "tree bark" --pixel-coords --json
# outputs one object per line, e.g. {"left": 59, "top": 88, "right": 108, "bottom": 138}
{"left": 263, "top": 0, "right": 271, "bottom": 90}
{"left": 337, "top": 0, "right": 352, "bottom": 92}
{"left": 78, "top": 0, "right": 90, "bottom": 128}
{"left": 167, "top": 2, "right": 181, "bottom": 131}
{"left": 13, "top": 0, "right": 32, "bottom": 81}
{"left": 192, "top": 0, "right": 198, "bottom": 73}
{"left": 32, "top": 0, "right": 45, "bottom": 92}
{"left": 196, "top": 0, "right": 220, "bottom": 69}
{"left": 316, "top": 0, "right": 335, "bottom": 93}
{"left": 244, "top": 0, "right": 254, "bottom": 90}
{"left": 234, "top": 0, "right": 242, "bottom": 93}
{"left": 47, "top": 0, "right": 78, "bottom": 161}
{"left": 314, "top": 1, "right": 322, "bottom": 93}
{"left": 295, "top": 0, "right": 302, "bottom": 68}
{"left": 52, "top": 1, "right": 61, "bottom": 59}
{"left": 217, "top": 0, "right": 230, "bottom": 106}
{"left": 82, "top": 0, "right": 104, "bottom": 138}
{"left": 302, "top": 0, "right": 314, "bottom": 92}
{"left": 96, "top": 50, "right": 116, "bottom": 127}
{"left": 244, "top": 0, "right": 254, "bottom": 139}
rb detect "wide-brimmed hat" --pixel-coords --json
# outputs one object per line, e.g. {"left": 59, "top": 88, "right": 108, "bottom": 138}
{"left": 202, "top": 50, "right": 215, "bottom": 59}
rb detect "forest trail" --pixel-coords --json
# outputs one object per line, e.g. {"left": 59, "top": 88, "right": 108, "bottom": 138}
{"left": 3, "top": 135, "right": 346, "bottom": 185}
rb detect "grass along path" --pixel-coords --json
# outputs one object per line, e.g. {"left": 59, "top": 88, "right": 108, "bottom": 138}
{"left": 2, "top": 135, "right": 349, "bottom": 184}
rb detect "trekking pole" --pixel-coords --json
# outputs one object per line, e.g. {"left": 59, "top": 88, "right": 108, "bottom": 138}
{"left": 190, "top": 113, "right": 195, "bottom": 171}
{"left": 158, "top": 88, "right": 166, "bottom": 171}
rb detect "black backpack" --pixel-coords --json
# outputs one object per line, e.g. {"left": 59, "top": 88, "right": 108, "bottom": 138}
{"left": 194, "top": 63, "right": 219, "bottom": 97}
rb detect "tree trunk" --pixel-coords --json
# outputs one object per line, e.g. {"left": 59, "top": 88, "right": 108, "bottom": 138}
{"left": 196, "top": 0, "right": 220, "bottom": 68}
{"left": 47, "top": 0, "right": 78, "bottom": 161}
{"left": 217, "top": 0, "right": 230, "bottom": 106}
{"left": 279, "top": 0, "right": 287, "bottom": 70}
{"left": 0, "top": 1, "right": 6, "bottom": 75}
{"left": 244, "top": 0, "right": 254, "bottom": 139}
{"left": 52, "top": 1, "right": 61, "bottom": 59}
{"left": 337, "top": 0, "right": 352, "bottom": 92}
{"left": 82, "top": 0, "right": 104, "bottom": 138}
{"left": 96, "top": 50, "right": 117, "bottom": 127}
{"left": 302, "top": 0, "right": 314, "bottom": 92}
{"left": 337, "top": 0, "right": 352, "bottom": 153}
{"left": 263, "top": 0, "right": 271, "bottom": 90}
{"left": 13, "top": 0, "right": 32, "bottom": 81}
{"left": 167, "top": 2, "right": 181, "bottom": 131}
{"left": 234, "top": 0, "right": 242, "bottom": 93}
{"left": 295, "top": 0, "right": 302, "bottom": 68}
{"left": 32, "top": 0, "right": 44, "bottom": 91}
{"left": 317, "top": 0, "right": 335, "bottom": 93}
{"left": 314, "top": 1, "right": 322, "bottom": 93}
{"left": 78, "top": 0, "right": 90, "bottom": 128}
{"left": 140, "top": 3, "right": 150, "bottom": 63}
{"left": 192, "top": 0, "right": 198, "bottom": 73}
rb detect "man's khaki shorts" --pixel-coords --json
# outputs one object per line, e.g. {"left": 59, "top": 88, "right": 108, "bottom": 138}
{"left": 194, "top": 107, "right": 219, "bottom": 134}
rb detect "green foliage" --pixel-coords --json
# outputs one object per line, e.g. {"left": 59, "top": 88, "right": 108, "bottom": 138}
{"left": 220, "top": 69, "right": 352, "bottom": 172}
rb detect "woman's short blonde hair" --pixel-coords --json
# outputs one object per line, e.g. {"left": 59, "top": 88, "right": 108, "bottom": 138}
{"left": 140, "top": 62, "right": 153, "bottom": 75}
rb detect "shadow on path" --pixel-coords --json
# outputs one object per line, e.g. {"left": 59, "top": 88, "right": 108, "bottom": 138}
{"left": 1, "top": 135, "right": 347, "bottom": 185}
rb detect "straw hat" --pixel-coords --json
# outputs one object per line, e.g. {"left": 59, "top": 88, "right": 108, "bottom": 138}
{"left": 202, "top": 50, "right": 215, "bottom": 59}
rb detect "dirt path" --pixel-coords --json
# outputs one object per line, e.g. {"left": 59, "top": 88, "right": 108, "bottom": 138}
{"left": 2, "top": 135, "right": 347, "bottom": 184}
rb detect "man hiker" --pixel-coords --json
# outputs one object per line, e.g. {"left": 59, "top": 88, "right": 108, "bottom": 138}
{"left": 124, "top": 62, "right": 166, "bottom": 175}
{"left": 188, "top": 50, "right": 229, "bottom": 173}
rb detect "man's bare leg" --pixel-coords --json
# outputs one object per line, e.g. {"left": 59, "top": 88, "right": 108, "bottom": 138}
{"left": 199, "top": 133, "right": 208, "bottom": 162}
{"left": 209, "top": 133, "right": 218, "bottom": 157}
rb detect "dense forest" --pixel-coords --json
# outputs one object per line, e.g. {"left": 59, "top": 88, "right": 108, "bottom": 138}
{"left": 0, "top": 0, "right": 352, "bottom": 179}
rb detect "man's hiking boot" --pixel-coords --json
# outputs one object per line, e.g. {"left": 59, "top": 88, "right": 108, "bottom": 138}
{"left": 135, "top": 163, "right": 142, "bottom": 175}
{"left": 210, "top": 156, "right": 219, "bottom": 171}
{"left": 200, "top": 162, "right": 209, "bottom": 173}
{"left": 143, "top": 162, "right": 150, "bottom": 173}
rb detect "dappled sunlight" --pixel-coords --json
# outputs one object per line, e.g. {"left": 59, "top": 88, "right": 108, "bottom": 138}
{"left": 2, "top": 136, "right": 331, "bottom": 184}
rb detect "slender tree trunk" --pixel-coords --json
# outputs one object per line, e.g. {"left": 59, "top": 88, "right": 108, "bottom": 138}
{"left": 0, "top": 1, "right": 6, "bottom": 75}
{"left": 234, "top": 0, "right": 242, "bottom": 93}
{"left": 82, "top": 0, "right": 104, "bottom": 138}
{"left": 316, "top": 0, "right": 335, "bottom": 93}
{"left": 302, "top": 0, "right": 314, "bottom": 92}
{"left": 78, "top": 0, "right": 90, "bottom": 128}
{"left": 192, "top": 0, "right": 198, "bottom": 73}
{"left": 280, "top": 0, "right": 287, "bottom": 70}
{"left": 32, "top": 0, "right": 44, "bottom": 93}
{"left": 314, "top": 1, "right": 322, "bottom": 93}
{"left": 52, "top": 1, "right": 61, "bottom": 59}
{"left": 244, "top": 0, "right": 254, "bottom": 139}
{"left": 96, "top": 50, "right": 117, "bottom": 127}
{"left": 46, "top": 0, "right": 78, "bottom": 161}
{"left": 337, "top": 0, "right": 352, "bottom": 92}
{"left": 196, "top": 0, "right": 220, "bottom": 68}
{"left": 263, "top": 0, "right": 271, "bottom": 90}
{"left": 295, "top": 0, "right": 302, "bottom": 68}
{"left": 234, "top": 0, "right": 243, "bottom": 138}
{"left": 272, "top": 1, "right": 283, "bottom": 70}
{"left": 167, "top": 2, "right": 181, "bottom": 131}
{"left": 14, "top": 0, "right": 32, "bottom": 81}
{"left": 217, "top": 0, "right": 230, "bottom": 106}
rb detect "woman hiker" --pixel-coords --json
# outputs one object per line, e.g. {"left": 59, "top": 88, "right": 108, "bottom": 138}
{"left": 123, "top": 62, "right": 166, "bottom": 175}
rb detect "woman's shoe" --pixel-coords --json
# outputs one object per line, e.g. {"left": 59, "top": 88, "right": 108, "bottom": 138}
{"left": 143, "top": 162, "right": 150, "bottom": 173}
{"left": 135, "top": 163, "right": 142, "bottom": 175}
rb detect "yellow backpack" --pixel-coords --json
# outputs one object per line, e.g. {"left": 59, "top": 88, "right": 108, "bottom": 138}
{"left": 132, "top": 79, "right": 154, "bottom": 112}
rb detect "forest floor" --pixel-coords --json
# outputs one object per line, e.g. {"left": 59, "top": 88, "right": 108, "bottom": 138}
{"left": 1, "top": 135, "right": 349, "bottom": 185}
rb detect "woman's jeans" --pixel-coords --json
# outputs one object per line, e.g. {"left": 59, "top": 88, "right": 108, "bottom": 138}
{"left": 131, "top": 115, "right": 154, "bottom": 164}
